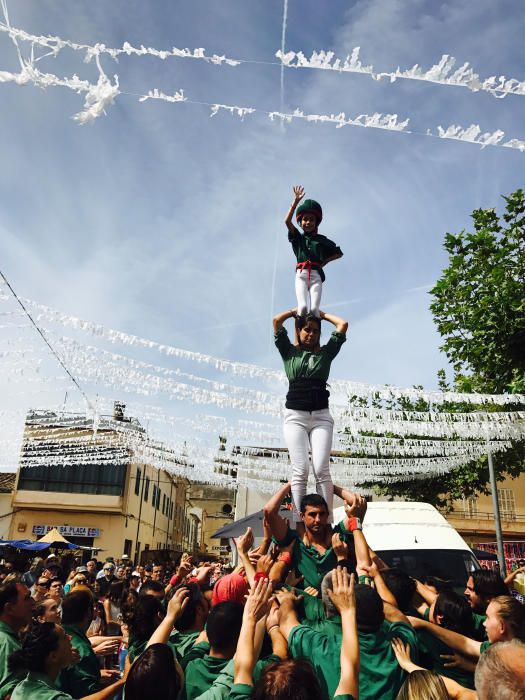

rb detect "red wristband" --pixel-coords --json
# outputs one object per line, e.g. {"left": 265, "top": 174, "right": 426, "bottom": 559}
{"left": 345, "top": 517, "right": 362, "bottom": 532}
{"left": 254, "top": 572, "right": 269, "bottom": 582}
{"left": 278, "top": 552, "right": 292, "bottom": 566}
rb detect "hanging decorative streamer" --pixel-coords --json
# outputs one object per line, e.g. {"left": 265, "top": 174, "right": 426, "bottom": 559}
{"left": 2, "top": 20, "right": 524, "bottom": 153}
{"left": 430, "top": 123, "right": 525, "bottom": 152}
{"left": 3, "top": 18, "right": 524, "bottom": 101}
{"left": 276, "top": 49, "right": 525, "bottom": 99}
{"left": 3, "top": 291, "right": 524, "bottom": 407}
{"left": 0, "top": 21, "right": 242, "bottom": 67}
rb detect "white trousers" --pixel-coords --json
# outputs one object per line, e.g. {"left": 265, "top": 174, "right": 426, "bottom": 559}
{"left": 295, "top": 269, "right": 322, "bottom": 318}
{"left": 283, "top": 408, "right": 334, "bottom": 521}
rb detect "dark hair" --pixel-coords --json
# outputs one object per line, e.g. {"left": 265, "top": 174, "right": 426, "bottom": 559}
{"left": 121, "top": 587, "right": 138, "bottom": 609}
{"left": 297, "top": 313, "right": 321, "bottom": 333}
{"left": 125, "top": 595, "right": 163, "bottom": 642}
{"left": 61, "top": 589, "right": 93, "bottom": 625}
{"left": 0, "top": 581, "right": 19, "bottom": 615}
{"left": 434, "top": 590, "right": 475, "bottom": 636}
{"left": 354, "top": 583, "right": 384, "bottom": 632}
{"left": 139, "top": 580, "right": 164, "bottom": 596}
{"left": 174, "top": 583, "right": 204, "bottom": 632}
{"left": 8, "top": 622, "right": 60, "bottom": 673}
{"left": 472, "top": 570, "right": 508, "bottom": 599}
{"left": 421, "top": 575, "right": 453, "bottom": 593}
{"left": 300, "top": 494, "right": 328, "bottom": 514}
{"left": 206, "top": 601, "right": 243, "bottom": 653}
{"left": 124, "top": 643, "right": 180, "bottom": 700}
{"left": 108, "top": 580, "right": 125, "bottom": 604}
{"left": 252, "top": 658, "right": 322, "bottom": 700}
{"left": 381, "top": 570, "right": 416, "bottom": 613}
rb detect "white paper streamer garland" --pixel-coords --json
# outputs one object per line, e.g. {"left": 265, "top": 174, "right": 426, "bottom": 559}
{"left": 276, "top": 49, "right": 525, "bottom": 100}
{"left": 1, "top": 14, "right": 524, "bottom": 152}
{"left": 3, "top": 291, "right": 524, "bottom": 407}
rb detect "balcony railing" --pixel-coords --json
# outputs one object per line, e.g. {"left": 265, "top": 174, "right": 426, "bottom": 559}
{"left": 445, "top": 509, "right": 524, "bottom": 523}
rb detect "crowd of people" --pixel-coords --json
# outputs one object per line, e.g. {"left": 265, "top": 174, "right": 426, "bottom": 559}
{"left": 0, "top": 483, "right": 524, "bottom": 699}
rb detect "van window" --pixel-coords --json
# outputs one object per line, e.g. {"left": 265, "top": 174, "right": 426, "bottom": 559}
{"left": 376, "top": 549, "right": 479, "bottom": 590}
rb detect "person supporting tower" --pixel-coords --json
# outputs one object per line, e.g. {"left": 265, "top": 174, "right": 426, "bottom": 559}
{"left": 285, "top": 185, "right": 343, "bottom": 320}
{"left": 273, "top": 306, "right": 348, "bottom": 519}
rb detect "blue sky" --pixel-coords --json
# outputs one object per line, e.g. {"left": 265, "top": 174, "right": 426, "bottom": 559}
{"left": 1, "top": 0, "right": 524, "bottom": 462}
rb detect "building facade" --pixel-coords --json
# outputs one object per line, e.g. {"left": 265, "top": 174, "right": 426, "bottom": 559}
{"left": 445, "top": 472, "right": 525, "bottom": 547}
{"left": 0, "top": 473, "right": 15, "bottom": 540}
{"left": 9, "top": 406, "right": 194, "bottom": 563}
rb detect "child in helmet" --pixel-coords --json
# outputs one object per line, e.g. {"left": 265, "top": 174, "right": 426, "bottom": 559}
{"left": 284, "top": 185, "right": 343, "bottom": 319}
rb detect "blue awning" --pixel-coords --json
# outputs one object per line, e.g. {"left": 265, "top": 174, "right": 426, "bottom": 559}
{"left": 0, "top": 539, "right": 79, "bottom": 551}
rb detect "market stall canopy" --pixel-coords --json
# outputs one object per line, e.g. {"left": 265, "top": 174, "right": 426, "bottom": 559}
{"left": 0, "top": 528, "right": 90, "bottom": 551}
{"left": 0, "top": 539, "right": 78, "bottom": 551}
{"left": 37, "top": 528, "right": 71, "bottom": 545}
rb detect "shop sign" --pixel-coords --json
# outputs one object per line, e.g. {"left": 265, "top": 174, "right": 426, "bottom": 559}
{"left": 32, "top": 525, "right": 100, "bottom": 538}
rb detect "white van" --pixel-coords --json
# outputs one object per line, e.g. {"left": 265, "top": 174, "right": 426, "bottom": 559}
{"left": 333, "top": 501, "right": 480, "bottom": 588}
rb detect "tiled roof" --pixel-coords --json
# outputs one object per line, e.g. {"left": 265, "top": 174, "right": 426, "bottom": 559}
{"left": 0, "top": 472, "right": 16, "bottom": 493}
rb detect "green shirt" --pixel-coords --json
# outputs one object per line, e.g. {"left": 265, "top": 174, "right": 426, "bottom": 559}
{"left": 169, "top": 630, "right": 199, "bottom": 658}
{"left": 0, "top": 620, "right": 23, "bottom": 699}
{"left": 472, "top": 613, "right": 487, "bottom": 641}
{"left": 185, "top": 646, "right": 278, "bottom": 700}
{"left": 274, "top": 520, "right": 354, "bottom": 590}
{"left": 289, "top": 620, "right": 419, "bottom": 700}
{"left": 288, "top": 226, "right": 343, "bottom": 282}
{"left": 185, "top": 655, "right": 232, "bottom": 700}
{"left": 128, "top": 636, "right": 181, "bottom": 664}
{"left": 417, "top": 629, "right": 475, "bottom": 689}
{"left": 480, "top": 640, "right": 491, "bottom": 654}
{"left": 56, "top": 624, "right": 101, "bottom": 699}
{"left": 11, "top": 672, "right": 73, "bottom": 700}
{"left": 195, "top": 659, "right": 234, "bottom": 700}
{"left": 274, "top": 327, "right": 346, "bottom": 383}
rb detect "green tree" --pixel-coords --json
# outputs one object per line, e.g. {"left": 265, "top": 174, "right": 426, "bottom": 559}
{"left": 346, "top": 190, "right": 525, "bottom": 507}
{"left": 430, "top": 188, "right": 525, "bottom": 394}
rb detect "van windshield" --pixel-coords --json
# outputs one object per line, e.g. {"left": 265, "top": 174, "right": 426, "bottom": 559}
{"left": 375, "top": 549, "right": 480, "bottom": 591}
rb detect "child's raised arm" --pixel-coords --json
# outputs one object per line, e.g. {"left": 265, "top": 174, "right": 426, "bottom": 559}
{"left": 285, "top": 185, "right": 305, "bottom": 232}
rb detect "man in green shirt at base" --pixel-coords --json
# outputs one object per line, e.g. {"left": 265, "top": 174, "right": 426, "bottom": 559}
{"left": 56, "top": 590, "right": 119, "bottom": 698}
{"left": 264, "top": 481, "right": 367, "bottom": 591}
{"left": 0, "top": 581, "right": 33, "bottom": 699}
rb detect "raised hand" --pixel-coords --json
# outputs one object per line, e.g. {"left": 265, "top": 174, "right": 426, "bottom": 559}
{"left": 304, "top": 586, "right": 319, "bottom": 598}
{"left": 237, "top": 527, "right": 254, "bottom": 555}
{"left": 167, "top": 586, "right": 189, "bottom": 619}
{"left": 292, "top": 185, "right": 305, "bottom": 203}
{"left": 391, "top": 638, "right": 417, "bottom": 673}
{"left": 344, "top": 494, "right": 367, "bottom": 520}
{"left": 256, "top": 554, "right": 274, "bottom": 575}
{"left": 332, "top": 533, "right": 349, "bottom": 560}
{"left": 244, "top": 577, "right": 273, "bottom": 622}
{"left": 176, "top": 559, "right": 193, "bottom": 581}
{"left": 327, "top": 568, "right": 355, "bottom": 613}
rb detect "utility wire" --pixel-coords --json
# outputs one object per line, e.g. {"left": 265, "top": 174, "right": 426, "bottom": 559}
{"left": 0, "top": 270, "right": 95, "bottom": 411}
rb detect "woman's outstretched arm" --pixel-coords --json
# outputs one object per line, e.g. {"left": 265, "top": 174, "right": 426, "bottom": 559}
{"left": 319, "top": 310, "right": 348, "bottom": 333}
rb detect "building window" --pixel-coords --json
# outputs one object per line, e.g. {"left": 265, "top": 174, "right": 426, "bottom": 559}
{"left": 498, "top": 489, "right": 516, "bottom": 520}
{"left": 162, "top": 494, "right": 166, "bottom": 515}
{"left": 134, "top": 467, "right": 142, "bottom": 496}
{"left": 462, "top": 497, "right": 478, "bottom": 518}
{"left": 124, "top": 539, "right": 132, "bottom": 557}
{"left": 17, "top": 463, "right": 127, "bottom": 497}
{"left": 144, "top": 477, "right": 150, "bottom": 502}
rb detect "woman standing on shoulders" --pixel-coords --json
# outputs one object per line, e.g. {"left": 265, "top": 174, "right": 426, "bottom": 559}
{"left": 273, "top": 308, "right": 348, "bottom": 520}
